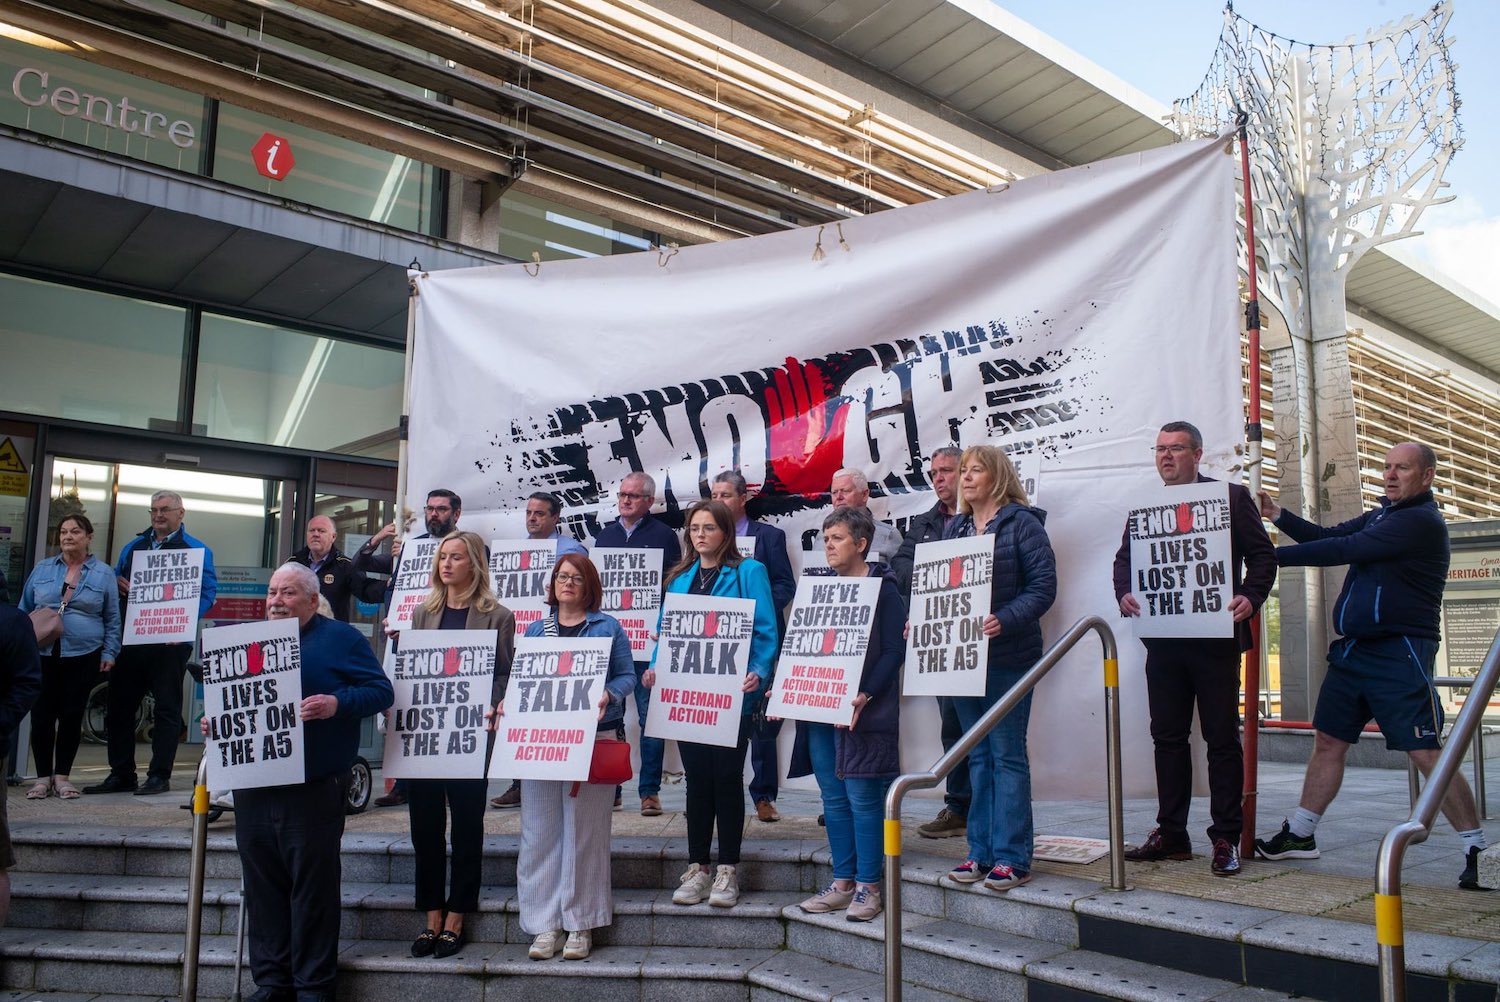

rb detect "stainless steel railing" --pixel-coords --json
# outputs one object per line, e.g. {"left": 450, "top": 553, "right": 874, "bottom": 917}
{"left": 182, "top": 751, "right": 212, "bottom": 1002}
{"left": 1376, "top": 629, "right": 1500, "bottom": 1002}
{"left": 1409, "top": 677, "right": 1489, "bottom": 820}
{"left": 882, "top": 616, "right": 1123, "bottom": 1002}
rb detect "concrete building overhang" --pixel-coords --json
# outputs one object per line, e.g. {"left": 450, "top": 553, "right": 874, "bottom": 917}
{"left": 0, "top": 130, "right": 507, "bottom": 342}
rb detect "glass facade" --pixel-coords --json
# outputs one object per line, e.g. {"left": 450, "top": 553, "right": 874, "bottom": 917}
{"left": 0, "top": 273, "right": 187, "bottom": 431}
{"left": 194, "top": 314, "right": 403, "bottom": 459}
{"left": 499, "top": 190, "right": 655, "bottom": 261}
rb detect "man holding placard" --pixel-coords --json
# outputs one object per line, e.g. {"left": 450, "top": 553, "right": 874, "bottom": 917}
{"left": 219, "top": 562, "right": 392, "bottom": 1001}
{"left": 1113, "top": 421, "right": 1276, "bottom": 877}
{"left": 1254, "top": 443, "right": 1492, "bottom": 890}
{"left": 595, "top": 471, "right": 680, "bottom": 816}
{"left": 87, "top": 491, "right": 217, "bottom": 796}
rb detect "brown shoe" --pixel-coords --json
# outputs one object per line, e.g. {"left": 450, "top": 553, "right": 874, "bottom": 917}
{"left": 640, "top": 795, "right": 663, "bottom": 817}
{"left": 755, "top": 800, "right": 780, "bottom": 823}
{"left": 1123, "top": 827, "right": 1193, "bottom": 861}
{"left": 490, "top": 785, "right": 521, "bottom": 809}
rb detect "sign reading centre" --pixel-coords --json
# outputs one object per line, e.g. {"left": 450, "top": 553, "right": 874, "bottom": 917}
{"left": 10, "top": 67, "right": 197, "bottom": 147}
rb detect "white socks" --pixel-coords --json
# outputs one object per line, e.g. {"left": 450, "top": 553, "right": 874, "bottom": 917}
{"left": 1459, "top": 828, "right": 1488, "bottom": 852}
{"left": 1289, "top": 807, "right": 1321, "bottom": 839}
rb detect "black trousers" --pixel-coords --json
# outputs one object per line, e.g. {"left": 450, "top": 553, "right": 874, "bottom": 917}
{"left": 1144, "top": 641, "right": 1244, "bottom": 843}
{"left": 235, "top": 776, "right": 349, "bottom": 995}
{"left": 105, "top": 642, "right": 190, "bottom": 781}
{"left": 31, "top": 648, "right": 101, "bottom": 776}
{"left": 937, "top": 695, "right": 972, "bottom": 816}
{"left": 407, "top": 777, "right": 487, "bottom": 914}
{"left": 680, "top": 715, "right": 753, "bottom": 866}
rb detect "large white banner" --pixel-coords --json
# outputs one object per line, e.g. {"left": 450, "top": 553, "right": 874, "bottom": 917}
{"left": 409, "top": 138, "right": 1239, "bottom": 797}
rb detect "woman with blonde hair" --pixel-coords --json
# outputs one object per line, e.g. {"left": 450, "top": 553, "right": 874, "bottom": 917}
{"left": 942, "top": 446, "right": 1056, "bottom": 893}
{"left": 403, "top": 530, "right": 515, "bottom": 958}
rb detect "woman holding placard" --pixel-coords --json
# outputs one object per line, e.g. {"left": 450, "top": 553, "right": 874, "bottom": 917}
{"left": 19, "top": 513, "right": 121, "bottom": 800}
{"left": 789, "top": 505, "right": 905, "bottom": 922}
{"left": 942, "top": 445, "right": 1056, "bottom": 893}
{"left": 514, "top": 552, "right": 637, "bottom": 961}
{"left": 645, "top": 500, "right": 777, "bottom": 910}
{"left": 404, "top": 531, "right": 515, "bottom": 959}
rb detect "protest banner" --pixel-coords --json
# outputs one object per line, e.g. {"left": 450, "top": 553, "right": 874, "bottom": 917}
{"left": 201, "top": 617, "right": 304, "bottom": 790}
{"left": 591, "top": 547, "right": 662, "bottom": 660}
{"left": 387, "top": 538, "right": 441, "bottom": 632}
{"left": 644, "top": 593, "right": 753, "bottom": 746}
{"left": 1127, "top": 480, "right": 1235, "bottom": 638}
{"left": 736, "top": 537, "right": 755, "bottom": 561}
{"left": 383, "top": 629, "right": 496, "bottom": 779}
{"left": 490, "top": 540, "right": 555, "bottom": 635}
{"left": 767, "top": 576, "right": 881, "bottom": 725}
{"left": 490, "top": 636, "right": 611, "bottom": 781}
{"left": 903, "top": 534, "right": 994, "bottom": 697}
{"left": 122, "top": 547, "right": 205, "bottom": 645}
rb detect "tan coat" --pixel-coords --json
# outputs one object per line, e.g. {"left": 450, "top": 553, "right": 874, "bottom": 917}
{"left": 410, "top": 602, "right": 516, "bottom": 706}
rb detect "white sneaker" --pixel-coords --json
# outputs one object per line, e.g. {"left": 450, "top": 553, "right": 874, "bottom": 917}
{"left": 708, "top": 864, "right": 739, "bottom": 908}
{"left": 562, "top": 929, "right": 591, "bottom": 960}
{"left": 528, "top": 929, "right": 565, "bottom": 960}
{"left": 673, "top": 863, "right": 713, "bottom": 905}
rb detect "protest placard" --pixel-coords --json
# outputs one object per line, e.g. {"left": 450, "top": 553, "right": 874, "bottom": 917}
{"left": 767, "top": 576, "right": 881, "bottom": 725}
{"left": 1127, "top": 480, "right": 1234, "bottom": 638}
{"left": 122, "top": 547, "right": 205, "bottom": 645}
{"left": 644, "top": 593, "right": 753, "bottom": 746}
{"left": 903, "top": 534, "right": 994, "bottom": 697}
{"left": 490, "top": 540, "right": 555, "bottom": 635}
{"left": 201, "top": 617, "right": 304, "bottom": 790}
{"left": 736, "top": 536, "right": 755, "bottom": 561}
{"left": 383, "top": 629, "right": 496, "bottom": 779}
{"left": 592, "top": 548, "right": 662, "bottom": 660}
{"left": 387, "top": 538, "right": 441, "bottom": 632}
{"left": 490, "top": 636, "right": 611, "bottom": 781}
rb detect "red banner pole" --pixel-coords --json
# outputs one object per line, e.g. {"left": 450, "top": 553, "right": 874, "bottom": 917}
{"left": 1236, "top": 109, "right": 1266, "bottom": 859}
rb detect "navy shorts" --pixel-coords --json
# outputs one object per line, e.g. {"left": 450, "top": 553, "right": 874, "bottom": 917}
{"left": 1312, "top": 636, "right": 1443, "bottom": 751}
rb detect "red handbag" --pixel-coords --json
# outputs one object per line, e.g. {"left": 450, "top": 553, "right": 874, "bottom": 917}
{"left": 569, "top": 737, "right": 633, "bottom": 798}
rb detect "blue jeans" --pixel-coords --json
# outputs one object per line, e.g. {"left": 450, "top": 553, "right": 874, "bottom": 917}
{"left": 807, "top": 723, "right": 891, "bottom": 885}
{"left": 953, "top": 665, "right": 1033, "bottom": 872}
{"left": 633, "top": 671, "right": 664, "bottom": 798}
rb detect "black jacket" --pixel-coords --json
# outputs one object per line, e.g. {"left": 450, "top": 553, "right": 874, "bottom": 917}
{"left": 891, "top": 501, "right": 957, "bottom": 606}
{"left": 289, "top": 547, "right": 384, "bottom": 622}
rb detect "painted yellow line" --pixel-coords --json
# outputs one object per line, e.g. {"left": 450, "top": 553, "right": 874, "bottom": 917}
{"left": 1374, "top": 893, "right": 1404, "bottom": 946}
{"left": 1104, "top": 658, "right": 1119, "bottom": 688}
{"left": 884, "top": 819, "right": 902, "bottom": 856}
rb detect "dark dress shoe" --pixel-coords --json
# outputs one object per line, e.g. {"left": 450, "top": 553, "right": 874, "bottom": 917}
{"left": 373, "top": 791, "right": 407, "bottom": 807}
{"left": 1123, "top": 827, "right": 1193, "bottom": 861}
{"left": 246, "top": 988, "right": 294, "bottom": 1002}
{"left": 411, "top": 929, "right": 440, "bottom": 957}
{"left": 135, "top": 776, "right": 171, "bottom": 796}
{"left": 83, "top": 775, "right": 138, "bottom": 795}
{"left": 433, "top": 928, "right": 467, "bottom": 959}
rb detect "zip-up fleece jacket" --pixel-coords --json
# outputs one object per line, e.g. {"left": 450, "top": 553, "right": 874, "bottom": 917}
{"left": 1274, "top": 490, "right": 1448, "bottom": 642}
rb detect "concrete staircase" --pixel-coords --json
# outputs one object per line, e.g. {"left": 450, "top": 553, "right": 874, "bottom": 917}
{"left": 4, "top": 824, "right": 1499, "bottom": 1001}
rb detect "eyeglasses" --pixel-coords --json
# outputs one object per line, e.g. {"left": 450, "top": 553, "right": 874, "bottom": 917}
{"left": 424, "top": 505, "right": 453, "bottom": 514}
{"left": 149, "top": 506, "right": 182, "bottom": 515}
{"left": 617, "top": 491, "right": 649, "bottom": 501}
{"left": 1152, "top": 445, "right": 1193, "bottom": 456}
{"left": 688, "top": 525, "right": 720, "bottom": 535}
{"left": 555, "top": 573, "right": 585, "bottom": 585}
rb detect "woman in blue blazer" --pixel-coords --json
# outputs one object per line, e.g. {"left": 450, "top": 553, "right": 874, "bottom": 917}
{"left": 644, "top": 500, "right": 777, "bottom": 909}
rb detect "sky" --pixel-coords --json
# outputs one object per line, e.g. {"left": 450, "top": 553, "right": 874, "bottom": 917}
{"left": 992, "top": 0, "right": 1500, "bottom": 302}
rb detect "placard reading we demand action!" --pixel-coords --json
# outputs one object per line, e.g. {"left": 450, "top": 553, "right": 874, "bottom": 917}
{"left": 387, "top": 538, "right": 442, "bottom": 632}
{"left": 767, "top": 576, "right": 881, "bottom": 726}
{"left": 123, "top": 547, "right": 205, "bottom": 645}
{"left": 201, "top": 617, "right": 305, "bottom": 790}
{"left": 490, "top": 636, "right": 612, "bottom": 781}
{"left": 644, "top": 593, "right": 753, "bottom": 747}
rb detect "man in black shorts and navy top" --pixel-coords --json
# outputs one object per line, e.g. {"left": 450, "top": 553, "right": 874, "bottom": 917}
{"left": 1253, "top": 442, "right": 1490, "bottom": 889}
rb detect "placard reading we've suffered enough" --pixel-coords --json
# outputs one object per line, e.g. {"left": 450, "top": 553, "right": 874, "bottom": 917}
{"left": 767, "top": 576, "right": 880, "bottom": 726}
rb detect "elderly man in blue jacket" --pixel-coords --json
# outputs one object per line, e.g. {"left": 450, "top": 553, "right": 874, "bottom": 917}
{"left": 1253, "top": 442, "right": 1489, "bottom": 889}
{"left": 233, "top": 562, "right": 394, "bottom": 1001}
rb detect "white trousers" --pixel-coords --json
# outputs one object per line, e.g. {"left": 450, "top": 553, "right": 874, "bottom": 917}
{"left": 518, "top": 777, "right": 616, "bottom": 934}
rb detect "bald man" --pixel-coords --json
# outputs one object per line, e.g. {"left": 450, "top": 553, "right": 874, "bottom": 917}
{"left": 289, "top": 516, "right": 383, "bottom": 622}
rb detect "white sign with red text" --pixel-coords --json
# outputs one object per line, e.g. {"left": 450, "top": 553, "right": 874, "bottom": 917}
{"left": 201, "top": 617, "right": 304, "bottom": 790}
{"left": 387, "top": 539, "right": 441, "bottom": 632}
{"left": 489, "top": 540, "right": 555, "bottom": 636}
{"left": 123, "top": 547, "right": 204, "bottom": 645}
{"left": 767, "top": 576, "right": 880, "bottom": 725}
{"left": 645, "top": 593, "right": 753, "bottom": 747}
{"left": 490, "top": 636, "right": 612, "bottom": 781}
{"left": 591, "top": 548, "right": 662, "bottom": 661}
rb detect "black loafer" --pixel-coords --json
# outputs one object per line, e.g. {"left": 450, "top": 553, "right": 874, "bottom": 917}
{"left": 83, "top": 774, "right": 138, "bottom": 795}
{"left": 135, "top": 776, "right": 171, "bottom": 796}
{"left": 410, "top": 929, "right": 439, "bottom": 958}
{"left": 433, "top": 928, "right": 467, "bottom": 959}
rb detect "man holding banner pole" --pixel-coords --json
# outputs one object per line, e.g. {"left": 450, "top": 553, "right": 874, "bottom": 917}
{"left": 710, "top": 470, "right": 795, "bottom": 823}
{"left": 1113, "top": 421, "right": 1276, "bottom": 877}
{"left": 890, "top": 446, "right": 969, "bottom": 840}
{"left": 595, "top": 472, "right": 680, "bottom": 816}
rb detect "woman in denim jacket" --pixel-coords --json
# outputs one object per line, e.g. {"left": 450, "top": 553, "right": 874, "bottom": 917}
{"left": 19, "top": 513, "right": 121, "bottom": 799}
{"left": 516, "top": 552, "right": 638, "bottom": 962}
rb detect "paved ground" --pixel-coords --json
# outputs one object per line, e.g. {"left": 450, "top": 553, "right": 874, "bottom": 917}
{"left": 9, "top": 738, "right": 1500, "bottom": 940}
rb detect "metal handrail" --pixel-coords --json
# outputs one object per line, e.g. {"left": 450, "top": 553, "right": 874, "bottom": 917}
{"left": 1409, "top": 677, "right": 1490, "bottom": 820}
{"left": 182, "top": 751, "right": 212, "bottom": 1002}
{"left": 1376, "top": 629, "right": 1500, "bottom": 1002}
{"left": 882, "top": 616, "right": 1123, "bottom": 1002}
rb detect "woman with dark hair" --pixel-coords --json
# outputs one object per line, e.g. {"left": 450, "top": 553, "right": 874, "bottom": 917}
{"left": 645, "top": 500, "right": 778, "bottom": 909}
{"left": 943, "top": 445, "right": 1056, "bottom": 893}
{"left": 789, "top": 506, "right": 905, "bottom": 922}
{"left": 19, "top": 513, "right": 120, "bottom": 800}
{"left": 516, "top": 552, "right": 637, "bottom": 961}
{"left": 403, "top": 531, "right": 515, "bottom": 959}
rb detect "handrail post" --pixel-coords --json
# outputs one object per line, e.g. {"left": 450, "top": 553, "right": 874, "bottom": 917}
{"left": 182, "top": 751, "right": 211, "bottom": 1002}
{"left": 1377, "top": 630, "right": 1500, "bottom": 1002}
{"left": 883, "top": 616, "right": 1119, "bottom": 1002}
